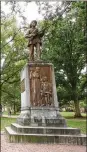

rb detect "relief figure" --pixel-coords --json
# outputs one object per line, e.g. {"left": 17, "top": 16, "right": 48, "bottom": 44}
{"left": 40, "top": 76, "right": 53, "bottom": 106}
{"left": 30, "top": 67, "right": 41, "bottom": 106}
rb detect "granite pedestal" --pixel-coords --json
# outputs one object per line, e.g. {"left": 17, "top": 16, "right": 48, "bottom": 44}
{"left": 5, "top": 62, "right": 86, "bottom": 145}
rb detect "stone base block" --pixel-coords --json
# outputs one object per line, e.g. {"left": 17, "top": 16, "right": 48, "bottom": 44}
{"left": 11, "top": 123, "right": 81, "bottom": 135}
{"left": 5, "top": 126, "right": 86, "bottom": 145}
{"left": 17, "top": 107, "right": 67, "bottom": 127}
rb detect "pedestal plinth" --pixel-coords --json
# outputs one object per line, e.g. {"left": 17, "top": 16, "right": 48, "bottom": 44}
{"left": 5, "top": 62, "right": 86, "bottom": 145}
{"left": 17, "top": 62, "right": 66, "bottom": 127}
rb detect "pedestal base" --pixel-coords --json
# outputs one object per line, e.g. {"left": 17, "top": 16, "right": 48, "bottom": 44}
{"left": 5, "top": 124, "right": 86, "bottom": 145}
{"left": 17, "top": 107, "right": 67, "bottom": 127}
{"left": 5, "top": 62, "right": 86, "bottom": 145}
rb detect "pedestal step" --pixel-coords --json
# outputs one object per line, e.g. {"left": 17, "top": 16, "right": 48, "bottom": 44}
{"left": 11, "top": 123, "right": 80, "bottom": 135}
{"left": 5, "top": 126, "right": 86, "bottom": 145}
{"left": 17, "top": 115, "right": 67, "bottom": 127}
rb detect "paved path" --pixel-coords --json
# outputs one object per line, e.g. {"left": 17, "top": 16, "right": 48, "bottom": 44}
{"left": 1, "top": 132, "right": 86, "bottom": 152}
{"left": 2, "top": 115, "right": 18, "bottom": 118}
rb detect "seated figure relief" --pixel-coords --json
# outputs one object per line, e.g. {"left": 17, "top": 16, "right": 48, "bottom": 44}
{"left": 40, "top": 76, "right": 53, "bottom": 106}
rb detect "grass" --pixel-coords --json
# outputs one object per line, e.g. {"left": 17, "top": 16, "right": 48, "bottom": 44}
{"left": 1, "top": 112, "right": 86, "bottom": 134}
{"left": 2, "top": 111, "right": 20, "bottom": 116}
{"left": 60, "top": 112, "right": 86, "bottom": 119}
{"left": 1, "top": 117, "right": 16, "bottom": 131}
{"left": 61, "top": 112, "right": 86, "bottom": 134}
{"left": 66, "top": 119, "right": 86, "bottom": 134}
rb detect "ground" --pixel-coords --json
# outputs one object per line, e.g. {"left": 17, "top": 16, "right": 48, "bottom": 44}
{"left": 1, "top": 132, "right": 86, "bottom": 152}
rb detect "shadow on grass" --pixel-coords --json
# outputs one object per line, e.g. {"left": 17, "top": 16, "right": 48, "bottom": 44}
{"left": 64, "top": 115, "right": 87, "bottom": 119}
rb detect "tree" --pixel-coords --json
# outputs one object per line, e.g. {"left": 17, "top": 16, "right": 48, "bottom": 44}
{"left": 1, "top": 15, "right": 28, "bottom": 113}
{"left": 39, "top": 2, "right": 86, "bottom": 117}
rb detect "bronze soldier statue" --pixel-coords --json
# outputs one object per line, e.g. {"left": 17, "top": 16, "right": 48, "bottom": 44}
{"left": 25, "top": 20, "right": 45, "bottom": 61}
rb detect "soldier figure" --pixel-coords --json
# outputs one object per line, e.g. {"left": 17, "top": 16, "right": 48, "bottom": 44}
{"left": 25, "top": 20, "right": 45, "bottom": 61}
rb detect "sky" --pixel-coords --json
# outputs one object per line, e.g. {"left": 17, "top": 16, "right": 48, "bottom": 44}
{"left": 1, "top": 1, "right": 43, "bottom": 26}
{"left": 1, "top": 1, "right": 58, "bottom": 24}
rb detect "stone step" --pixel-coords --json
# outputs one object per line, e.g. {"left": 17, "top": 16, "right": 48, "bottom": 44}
{"left": 17, "top": 116, "right": 67, "bottom": 127}
{"left": 5, "top": 126, "right": 86, "bottom": 145}
{"left": 11, "top": 123, "right": 81, "bottom": 135}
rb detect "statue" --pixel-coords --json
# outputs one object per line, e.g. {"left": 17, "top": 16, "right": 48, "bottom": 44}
{"left": 25, "top": 20, "right": 45, "bottom": 61}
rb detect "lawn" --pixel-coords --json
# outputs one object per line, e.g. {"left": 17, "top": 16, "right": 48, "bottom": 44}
{"left": 1, "top": 117, "right": 16, "bottom": 131}
{"left": 1, "top": 112, "right": 86, "bottom": 134}
{"left": 61, "top": 112, "right": 86, "bottom": 134}
{"left": 66, "top": 119, "right": 86, "bottom": 134}
{"left": 2, "top": 111, "right": 20, "bottom": 116}
{"left": 60, "top": 112, "right": 86, "bottom": 118}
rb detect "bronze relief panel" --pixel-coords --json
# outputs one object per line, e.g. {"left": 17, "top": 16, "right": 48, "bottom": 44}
{"left": 29, "top": 66, "right": 54, "bottom": 107}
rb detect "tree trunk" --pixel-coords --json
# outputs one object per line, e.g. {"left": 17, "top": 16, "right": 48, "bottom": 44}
{"left": 14, "top": 102, "right": 16, "bottom": 114}
{"left": 71, "top": 84, "right": 82, "bottom": 117}
{"left": 74, "top": 100, "right": 82, "bottom": 118}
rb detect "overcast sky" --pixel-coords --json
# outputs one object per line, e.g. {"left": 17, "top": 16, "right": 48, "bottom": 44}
{"left": 1, "top": 1, "right": 43, "bottom": 26}
{"left": 1, "top": 1, "right": 58, "bottom": 25}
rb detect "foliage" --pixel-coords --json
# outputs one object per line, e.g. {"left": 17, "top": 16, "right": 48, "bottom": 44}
{"left": 1, "top": 15, "right": 28, "bottom": 113}
{"left": 39, "top": 2, "right": 86, "bottom": 117}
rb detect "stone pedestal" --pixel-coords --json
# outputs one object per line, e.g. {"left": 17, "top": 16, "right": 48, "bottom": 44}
{"left": 17, "top": 62, "right": 66, "bottom": 127}
{"left": 5, "top": 62, "right": 86, "bottom": 145}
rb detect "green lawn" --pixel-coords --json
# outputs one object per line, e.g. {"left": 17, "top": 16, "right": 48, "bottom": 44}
{"left": 2, "top": 111, "right": 20, "bottom": 116}
{"left": 60, "top": 112, "right": 86, "bottom": 118}
{"left": 66, "top": 119, "right": 86, "bottom": 134}
{"left": 61, "top": 112, "right": 86, "bottom": 134}
{"left": 1, "top": 117, "right": 16, "bottom": 131}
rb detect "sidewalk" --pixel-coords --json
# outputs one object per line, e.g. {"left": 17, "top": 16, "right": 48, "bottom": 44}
{"left": 1, "top": 132, "right": 86, "bottom": 152}
{"left": 2, "top": 115, "right": 18, "bottom": 118}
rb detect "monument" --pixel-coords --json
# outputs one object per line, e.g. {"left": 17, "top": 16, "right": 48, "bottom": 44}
{"left": 5, "top": 20, "right": 86, "bottom": 145}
